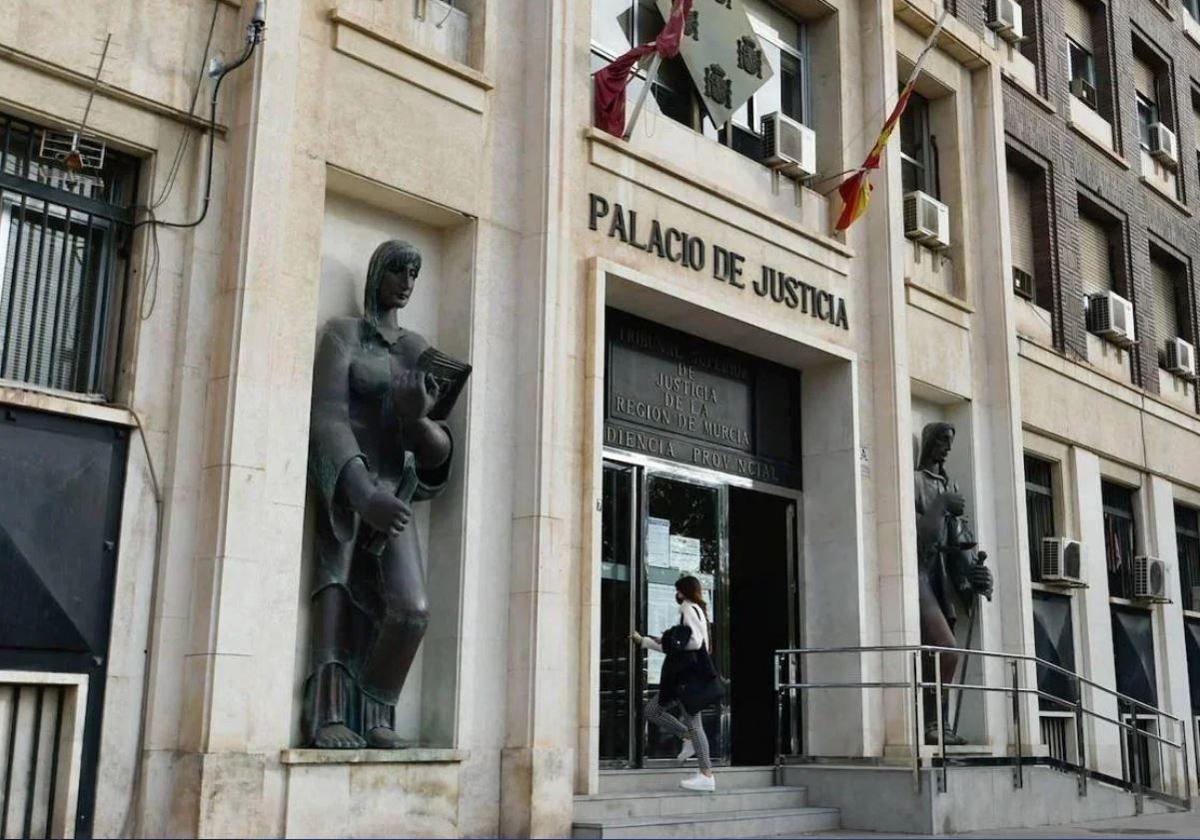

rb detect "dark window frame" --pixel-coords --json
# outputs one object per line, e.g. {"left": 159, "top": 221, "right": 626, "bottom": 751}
{"left": 900, "top": 91, "right": 937, "bottom": 197}
{"left": 1177, "top": 504, "right": 1200, "bottom": 612}
{"left": 1025, "top": 455, "right": 1057, "bottom": 583}
{"left": 1102, "top": 481, "right": 1139, "bottom": 600}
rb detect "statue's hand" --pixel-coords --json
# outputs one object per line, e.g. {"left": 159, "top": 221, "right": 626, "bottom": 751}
{"left": 968, "top": 556, "right": 993, "bottom": 594}
{"left": 943, "top": 492, "right": 965, "bottom": 517}
{"left": 362, "top": 488, "right": 412, "bottom": 534}
{"left": 392, "top": 370, "right": 437, "bottom": 421}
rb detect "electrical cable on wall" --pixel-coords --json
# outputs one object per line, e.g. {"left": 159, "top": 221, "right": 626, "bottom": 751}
{"left": 133, "top": 0, "right": 263, "bottom": 321}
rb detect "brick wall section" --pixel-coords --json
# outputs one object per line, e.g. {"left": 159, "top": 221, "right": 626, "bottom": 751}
{"left": 1002, "top": 0, "right": 1200, "bottom": 408}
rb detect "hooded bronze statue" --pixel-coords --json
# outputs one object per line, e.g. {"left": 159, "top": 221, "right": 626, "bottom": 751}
{"left": 305, "top": 240, "right": 464, "bottom": 749}
{"left": 915, "top": 422, "right": 993, "bottom": 745}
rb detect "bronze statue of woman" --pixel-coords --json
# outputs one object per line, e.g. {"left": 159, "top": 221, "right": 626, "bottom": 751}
{"left": 304, "top": 240, "right": 458, "bottom": 749}
{"left": 914, "top": 422, "right": 992, "bottom": 745}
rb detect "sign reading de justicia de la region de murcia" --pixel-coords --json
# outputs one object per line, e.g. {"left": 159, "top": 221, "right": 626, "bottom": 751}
{"left": 588, "top": 193, "right": 849, "bottom": 331}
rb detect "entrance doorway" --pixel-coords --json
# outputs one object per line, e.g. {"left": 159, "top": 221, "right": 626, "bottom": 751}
{"left": 598, "top": 458, "right": 799, "bottom": 768}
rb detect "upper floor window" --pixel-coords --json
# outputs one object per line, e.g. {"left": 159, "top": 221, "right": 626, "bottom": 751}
{"left": 1103, "top": 481, "right": 1138, "bottom": 599}
{"left": 1025, "top": 455, "right": 1057, "bottom": 582}
{"left": 0, "top": 113, "right": 137, "bottom": 399}
{"left": 1148, "top": 248, "right": 1188, "bottom": 351}
{"left": 1065, "top": 0, "right": 1101, "bottom": 110}
{"left": 723, "top": 2, "right": 808, "bottom": 164}
{"left": 1078, "top": 206, "right": 1117, "bottom": 297}
{"left": 591, "top": 0, "right": 701, "bottom": 130}
{"left": 900, "top": 92, "right": 936, "bottom": 196}
{"left": 1006, "top": 156, "right": 1056, "bottom": 311}
{"left": 1184, "top": 0, "right": 1200, "bottom": 21}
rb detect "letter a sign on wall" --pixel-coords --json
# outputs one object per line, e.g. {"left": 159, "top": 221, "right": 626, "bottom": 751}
{"left": 656, "top": 0, "right": 773, "bottom": 127}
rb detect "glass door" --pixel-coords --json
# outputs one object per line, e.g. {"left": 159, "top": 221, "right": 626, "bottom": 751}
{"left": 599, "top": 462, "right": 636, "bottom": 766}
{"left": 639, "top": 471, "right": 730, "bottom": 766}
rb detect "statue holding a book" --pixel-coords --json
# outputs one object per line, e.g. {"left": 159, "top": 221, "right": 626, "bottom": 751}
{"left": 305, "top": 239, "right": 471, "bottom": 749}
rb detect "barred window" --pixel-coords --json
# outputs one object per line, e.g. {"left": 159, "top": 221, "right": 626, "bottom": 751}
{"left": 1025, "top": 455, "right": 1056, "bottom": 583}
{"left": 1177, "top": 504, "right": 1200, "bottom": 612}
{"left": 1103, "top": 482, "right": 1138, "bottom": 599}
{"left": 0, "top": 113, "right": 137, "bottom": 399}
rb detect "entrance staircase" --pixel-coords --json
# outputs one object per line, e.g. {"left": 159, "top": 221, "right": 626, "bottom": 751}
{"left": 571, "top": 767, "right": 841, "bottom": 838}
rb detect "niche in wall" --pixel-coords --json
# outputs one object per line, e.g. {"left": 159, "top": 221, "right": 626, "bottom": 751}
{"left": 294, "top": 170, "right": 475, "bottom": 748}
{"left": 911, "top": 384, "right": 986, "bottom": 744}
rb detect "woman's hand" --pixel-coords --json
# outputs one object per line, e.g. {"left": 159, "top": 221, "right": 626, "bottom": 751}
{"left": 629, "top": 631, "right": 644, "bottom": 647}
{"left": 361, "top": 488, "right": 412, "bottom": 533}
{"left": 392, "top": 370, "right": 438, "bottom": 421}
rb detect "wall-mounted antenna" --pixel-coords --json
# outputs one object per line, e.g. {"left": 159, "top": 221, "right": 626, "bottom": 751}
{"left": 40, "top": 33, "right": 112, "bottom": 176}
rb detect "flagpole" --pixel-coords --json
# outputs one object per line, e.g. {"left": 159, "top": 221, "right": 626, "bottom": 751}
{"left": 624, "top": 53, "right": 663, "bottom": 140}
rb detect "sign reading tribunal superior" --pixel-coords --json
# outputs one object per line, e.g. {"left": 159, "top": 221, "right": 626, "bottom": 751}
{"left": 588, "top": 193, "right": 850, "bottom": 331}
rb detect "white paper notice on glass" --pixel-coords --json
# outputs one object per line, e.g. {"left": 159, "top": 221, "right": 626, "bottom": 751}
{"left": 669, "top": 535, "right": 702, "bottom": 573}
{"left": 646, "top": 517, "right": 671, "bottom": 568}
{"left": 645, "top": 581, "right": 678, "bottom": 682}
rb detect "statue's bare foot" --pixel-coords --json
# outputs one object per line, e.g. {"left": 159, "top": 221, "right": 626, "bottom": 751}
{"left": 365, "top": 726, "right": 408, "bottom": 749}
{"left": 313, "top": 723, "right": 366, "bottom": 749}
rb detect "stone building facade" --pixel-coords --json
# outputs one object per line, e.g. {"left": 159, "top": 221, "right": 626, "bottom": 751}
{"left": 0, "top": 0, "right": 1199, "bottom": 837}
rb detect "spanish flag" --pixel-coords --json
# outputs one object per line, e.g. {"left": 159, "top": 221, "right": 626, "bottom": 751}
{"left": 834, "top": 10, "right": 948, "bottom": 232}
{"left": 834, "top": 86, "right": 915, "bottom": 231}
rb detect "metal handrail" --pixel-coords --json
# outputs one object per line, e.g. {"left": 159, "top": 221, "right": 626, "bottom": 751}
{"left": 774, "top": 643, "right": 1192, "bottom": 808}
{"left": 776, "top": 644, "right": 1181, "bottom": 723}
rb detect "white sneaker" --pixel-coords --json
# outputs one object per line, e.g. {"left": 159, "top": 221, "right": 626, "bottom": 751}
{"left": 677, "top": 738, "right": 696, "bottom": 762}
{"left": 679, "top": 772, "right": 715, "bottom": 792}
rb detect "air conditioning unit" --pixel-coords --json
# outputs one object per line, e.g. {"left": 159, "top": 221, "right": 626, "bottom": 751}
{"left": 1013, "top": 266, "right": 1034, "bottom": 299}
{"left": 1041, "top": 538, "right": 1084, "bottom": 586}
{"left": 1133, "top": 556, "right": 1168, "bottom": 602}
{"left": 1149, "top": 123, "right": 1179, "bottom": 169}
{"left": 1087, "top": 291, "right": 1136, "bottom": 347}
{"left": 987, "top": 0, "right": 1024, "bottom": 43}
{"left": 761, "top": 112, "right": 817, "bottom": 179}
{"left": 1070, "top": 77, "right": 1098, "bottom": 110}
{"left": 1165, "top": 336, "right": 1196, "bottom": 378}
{"left": 903, "top": 190, "right": 951, "bottom": 250}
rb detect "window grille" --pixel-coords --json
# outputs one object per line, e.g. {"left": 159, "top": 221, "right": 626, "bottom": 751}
{"left": 0, "top": 113, "right": 137, "bottom": 399}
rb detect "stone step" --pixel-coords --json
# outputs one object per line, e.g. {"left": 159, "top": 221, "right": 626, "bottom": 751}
{"left": 598, "top": 766, "right": 777, "bottom": 794}
{"left": 571, "top": 806, "right": 841, "bottom": 839}
{"left": 574, "top": 786, "right": 809, "bottom": 822}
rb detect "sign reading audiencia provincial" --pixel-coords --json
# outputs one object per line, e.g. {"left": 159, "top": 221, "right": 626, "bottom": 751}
{"left": 589, "top": 194, "right": 849, "bottom": 331}
{"left": 605, "top": 309, "right": 802, "bottom": 489}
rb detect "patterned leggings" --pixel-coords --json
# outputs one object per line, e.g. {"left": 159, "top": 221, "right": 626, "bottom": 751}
{"left": 645, "top": 697, "right": 712, "bottom": 772}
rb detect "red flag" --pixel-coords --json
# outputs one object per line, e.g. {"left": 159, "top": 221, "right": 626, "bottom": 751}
{"left": 593, "top": 0, "right": 694, "bottom": 137}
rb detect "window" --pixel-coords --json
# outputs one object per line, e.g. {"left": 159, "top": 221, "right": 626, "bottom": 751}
{"left": 1184, "top": 0, "right": 1200, "bottom": 21}
{"left": 591, "top": 0, "right": 700, "bottom": 130}
{"left": 1148, "top": 249, "right": 1188, "bottom": 352}
{"left": 1177, "top": 504, "right": 1200, "bottom": 611}
{"left": 723, "top": 1, "right": 808, "bottom": 164}
{"left": 1133, "top": 52, "right": 1165, "bottom": 150}
{"left": 1065, "top": 0, "right": 1099, "bottom": 108}
{"left": 1193, "top": 93, "right": 1200, "bottom": 185}
{"left": 0, "top": 114, "right": 136, "bottom": 399}
{"left": 1103, "top": 482, "right": 1138, "bottom": 599}
{"left": 900, "top": 92, "right": 936, "bottom": 196}
{"left": 1078, "top": 208, "right": 1116, "bottom": 297}
{"left": 1025, "top": 455, "right": 1057, "bottom": 582}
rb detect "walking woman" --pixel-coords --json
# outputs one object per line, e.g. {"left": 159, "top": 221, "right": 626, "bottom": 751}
{"left": 631, "top": 575, "right": 722, "bottom": 792}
